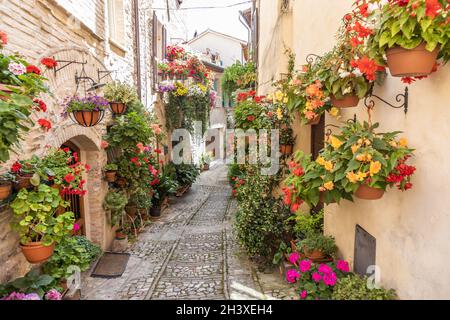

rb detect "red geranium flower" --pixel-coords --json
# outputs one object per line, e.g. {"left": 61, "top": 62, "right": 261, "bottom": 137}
{"left": 425, "top": 0, "right": 442, "bottom": 18}
{"left": 26, "top": 65, "right": 41, "bottom": 75}
{"left": 41, "top": 57, "right": 58, "bottom": 69}
{"left": 247, "top": 115, "right": 255, "bottom": 121}
{"left": 64, "top": 174, "right": 75, "bottom": 184}
{"left": 37, "top": 118, "right": 52, "bottom": 131}
{"left": 401, "top": 77, "right": 416, "bottom": 84}
{"left": 0, "top": 31, "right": 8, "bottom": 46}
{"left": 33, "top": 99, "right": 47, "bottom": 112}
{"left": 11, "top": 161, "right": 22, "bottom": 173}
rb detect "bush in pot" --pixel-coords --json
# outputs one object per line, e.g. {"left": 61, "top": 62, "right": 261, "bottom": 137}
{"left": 10, "top": 158, "right": 39, "bottom": 191}
{"left": 280, "top": 127, "right": 296, "bottom": 155}
{"left": 0, "top": 270, "right": 61, "bottom": 300}
{"left": 0, "top": 172, "right": 15, "bottom": 200}
{"left": 42, "top": 236, "right": 102, "bottom": 284}
{"left": 103, "top": 81, "right": 139, "bottom": 115}
{"left": 299, "top": 232, "right": 337, "bottom": 261}
{"left": 319, "top": 121, "right": 416, "bottom": 200}
{"left": 10, "top": 184, "right": 75, "bottom": 263}
{"left": 365, "top": 0, "right": 449, "bottom": 77}
{"left": 332, "top": 274, "right": 397, "bottom": 300}
{"left": 150, "top": 172, "right": 178, "bottom": 217}
{"left": 103, "top": 189, "right": 128, "bottom": 238}
{"left": 104, "top": 163, "right": 118, "bottom": 182}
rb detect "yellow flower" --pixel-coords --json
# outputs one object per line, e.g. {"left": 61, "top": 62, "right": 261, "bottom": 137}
{"left": 399, "top": 138, "right": 408, "bottom": 147}
{"left": 356, "top": 153, "right": 371, "bottom": 162}
{"left": 316, "top": 156, "right": 326, "bottom": 166}
{"left": 329, "top": 107, "right": 340, "bottom": 118}
{"left": 324, "top": 161, "right": 334, "bottom": 172}
{"left": 330, "top": 136, "right": 344, "bottom": 150}
{"left": 305, "top": 101, "right": 313, "bottom": 111}
{"left": 283, "top": 97, "right": 289, "bottom": 104}
{"left": 277, "top": 107, "right": 283, "bottom": 120}
{"left": 389, "top": 140, "right": 398, "bottom": 148}
{"left": 351, "top": 144, "right": 360, "bottom": 154}
{"left": 356, "top": 171, "right": 367, "bottom": 181}
{"left": 346, "top": 171, "right": 359, "bottom": 183}
{"left": 370, "top": 161, "right": 382, "bottom": 176}
{"left": 323, "top": 181, "right": 334, "bottom": 191}
{"left": 198, "top": 84, "right": 207, "bottom": 92}
{"left": 275, "top": 90, "right": 284, "bottom": 102}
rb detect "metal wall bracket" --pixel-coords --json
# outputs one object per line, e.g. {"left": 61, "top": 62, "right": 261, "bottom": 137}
{"left": 364, "top": 87, "right": 409, "bottom": 114}
{"left": 54, "top": 59, "right": 87, "bottom": 76}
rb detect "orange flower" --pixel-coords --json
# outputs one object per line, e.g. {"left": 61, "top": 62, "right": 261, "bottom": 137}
{"left": 306, "top": 84, "right": 320, "bottom": 97}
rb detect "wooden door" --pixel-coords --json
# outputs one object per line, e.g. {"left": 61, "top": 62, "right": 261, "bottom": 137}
{"left": 61, "top": 141, "right": 85, "bottom": 236}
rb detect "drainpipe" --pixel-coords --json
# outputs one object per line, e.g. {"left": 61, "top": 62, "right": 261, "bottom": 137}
{"left": 134, "top": 0, "right": 142, "bottom": 100}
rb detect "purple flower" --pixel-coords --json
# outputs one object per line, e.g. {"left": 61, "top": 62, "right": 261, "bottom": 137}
{"left": 299, "top": 259, "right": 312, "bottom": 273}
{"left": 1, "top": 292, "right": 41, "bottom": 300}
{"left": 286, "top": 269, "right": 301, "bottom": 284}
{"left": 45, "top": 289, "right": 62, "bottom": 301}
{"left": 288, "top": 252, "right": 300, "bottom": 265}
{"left": 336, "top": 260, "right": 350, "bottom": 273}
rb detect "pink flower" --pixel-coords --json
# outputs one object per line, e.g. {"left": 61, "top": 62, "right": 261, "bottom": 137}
{"left": 100, "top": 141, "right": 109, "bottom": 149}
{"left": 288, "top": 252, "right": 300, "bottom": 265}
{"left": 8, "top": 62, "right": 26, "bottom": 75}
{"left": 318, "top": 264, "right": 333, "bottom": 275}
{"left": 312, "top": 272, "right": 322, "bottom": 283}
{"left": 336, "top": 260, "right": 350, "bottom": 273}
{"left": 73, "top": 223, "right": 80, "bottom": 232}
{"left": 300, "top": 290, "right": 308, "bottom": 300}
{"left": 323, "top": 272, "right": 337, "bottom": 287}
{"left": 136, "top": 143, "right": 146, "bottom": 153}
{"left": 45, "top": 289, "right": 62, "bottom": 301}
{"left": 286, "top": 269, "right": 301, "bottom": 284}
{"left": 299, "top": 259, "right": 312, "bottom": 273}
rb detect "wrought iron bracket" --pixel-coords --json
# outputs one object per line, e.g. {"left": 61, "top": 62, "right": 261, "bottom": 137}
{"left": 364, "top": 87, "right": 409, "bottom": 114}
{"left": 306, "top": 54, "right": 321, "bottom": 65}
{"left": 54, "top": 59, "right": 87, "bottom": 76}
{"left": 98, "top": 69, "right": 114, "bottom": 83}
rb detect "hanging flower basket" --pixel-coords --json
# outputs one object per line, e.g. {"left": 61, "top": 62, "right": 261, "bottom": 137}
{"left": 109, "top": 102, "right": 127, "bottom": 115}
{"left": 386, "top": 43, "right": 439, "bottom": 77}
{"left": 20, "top": 242, "right": 55, "bottom": 264}
{"left": 355, "top": 184, "right": 385, "bottom": 200}
{"left": 71, "top": 110, "right": 104, "bottom": 127}
{"left": 330, "top": 94, "right": 360, "bottom": 108}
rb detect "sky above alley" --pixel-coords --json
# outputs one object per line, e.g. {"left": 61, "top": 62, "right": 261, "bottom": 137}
{"left": 181, "top": 0, "right": 250, "bottom": 41}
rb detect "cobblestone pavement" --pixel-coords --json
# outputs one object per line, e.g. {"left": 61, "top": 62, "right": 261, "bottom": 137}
{"left": 81, "top": 162, "right": 296, "bottom": 300}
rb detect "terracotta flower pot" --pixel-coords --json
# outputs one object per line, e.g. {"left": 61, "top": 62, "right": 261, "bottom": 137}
{"left": 15, "top": 174, "right": 33, "bottom": 191}
{"left": 116, "top": 177, "right": 127, "bottom": 188}
{"left": 0, "top": 182, "right": 12, "bottom": 201}
{"left": 20, "top": 242, "right": 55, "bottom": 264}
{"left": 330, "top": 94, "right": 360, "bottom": 108}
{"left": 72, "top": 110, "right": 102, "bottom": 127}
{"left": 105, "top": 171, "right": 117, "bottom": 183}
{"left": 303, "top": 247, "right": 326, "bottom": 261}
{"left": 307, "top": 115, "right": 321, "bottom": 125}
{"left": 386, "top": 43, "right": 439, "bottom": 77}
{"left": 109, "top": 102, "right": 127, "bottom": 115}
{"left": 280, "top": 144, "right": 294, "bottom": 156}
{"left": 202, "top": 164, "right": 210, "bottom": 171}
{"left": 355, "top": 184, "right": 385, "bottom": 200}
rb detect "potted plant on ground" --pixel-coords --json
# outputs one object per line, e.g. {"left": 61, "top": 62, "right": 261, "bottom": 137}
{"left": 62, "top": 95, "right": 108, "bottom": 127}
{"left": 0, "top": 172, "right": 14, "bottom": 201}
{"left": 10, "top": 184, "right": 75, "bottom": 263}
{"left": 366, "top": 0, "right": 448, "bottom": 77}
{"left": 103, "top": 81, "right": 139, "bottom": 115}
{"left": 300, "top": 233, "right": 337, "bottom": 262}
{"left": 200, "top": 153, "right": 212, "bottom": 171}
{"left": 103, "top": 189, "right": 128, "bottom": 240}
{"left": 103, "top": 163, "right": 118, "bottom": 183}
{"left": 150, "top": 173, "right": 178, "bottom": 218}
{"left": 320, "top": 121, "right": 416, "bottom": 200}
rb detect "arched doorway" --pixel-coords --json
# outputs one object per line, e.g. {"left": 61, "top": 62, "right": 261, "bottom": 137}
{"left": 61, "top": 140, "right": 85, "bottom": 236}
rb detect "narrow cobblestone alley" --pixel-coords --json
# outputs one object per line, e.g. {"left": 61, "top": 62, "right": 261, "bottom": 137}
{"left": 81, "top": 163, "right": 295, "bottom": 300}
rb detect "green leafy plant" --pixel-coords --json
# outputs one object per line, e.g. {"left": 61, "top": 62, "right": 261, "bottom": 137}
{"left": 290, "top": 210, "right": 324, "bottom": 239}
{"left": 222, "top": 61, "right": 256, "bottom": 98}
{"left": 104, "top": 163, "right": 118, "bottom": 172}
{"left": 280, "top": 127, "right": 296, "bottom": 146}
{"left": 42, "top": 236, "right": 102, "bottom": 282}
{"left": 10, "top": 184, "right": 75, "bottom": 246}
{"left": 366, "top": 0, "right": 449, "bottom": 64}
{"left": 103, "top": 81, "right": 139, "bottom": 105}
{"left": 103, "top": 190, "right": 128, "bottom": 226}
{"left": 129, "top": 187, "right": 153, "bottom": 210}
{"left": 151, "top": 171, "right": 178, "bottom": 207}
{"left": 0, "top": 269, "right": 55, "bottom": 299}
{"left": 272, "top": 241, "right": 292, "bottom": 265}
{"left": 332, "top": 274, "right": 397, "bottom": 300}
{"left": 300, "top": 233, "right": 337, "bottom": 258}
{"left": 104, "top": 112, "right": 154, "bottom": 149}
{"left": 166, "top": 163, "right": 200, "bottom": 187}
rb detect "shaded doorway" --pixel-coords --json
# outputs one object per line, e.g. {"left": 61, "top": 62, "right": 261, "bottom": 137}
{"left": 61, "top": 141, "right": 85, "bottom": 236}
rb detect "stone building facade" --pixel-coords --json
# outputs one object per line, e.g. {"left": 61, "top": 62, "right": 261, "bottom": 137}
{"left": 254, "top": 0, "right": 450, "bottom": 299}
{"left": 0, "top": 0, "right": 185, "bottom": 284}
